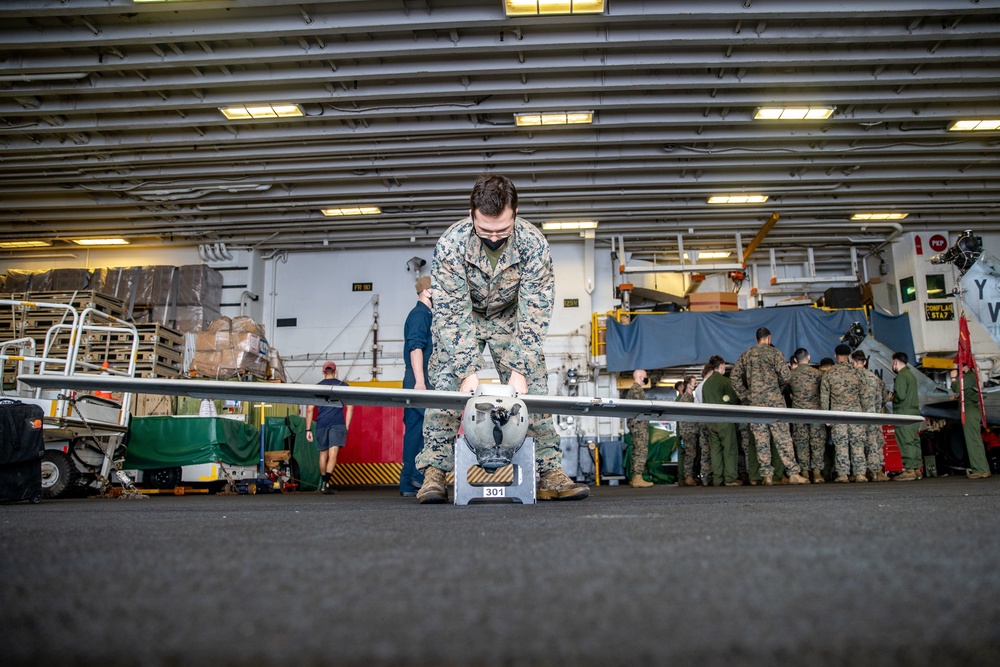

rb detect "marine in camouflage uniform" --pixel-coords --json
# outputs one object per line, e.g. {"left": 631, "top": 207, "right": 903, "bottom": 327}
{"left": 415, "top": 173, "right": 588, "bottom": 502}
{"left": 624, "top": 370, "right": 654, "bottom": 488}
{"left": 819, "top": 345, "right": 867, "bottom": 481}
{"left": 852, "top": 351, "right": 890, "bottom": 481}
{"left": 787, "top": 350, "right": 826, "bottom": 482}
{"left": 730, "top": 328, "right": 807, "bottom": 484}
{"left": 678, "top": 376, "right": 711, "bottom": 485}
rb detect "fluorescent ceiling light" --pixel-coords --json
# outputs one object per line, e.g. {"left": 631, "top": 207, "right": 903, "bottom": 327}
{"left": 948, "top": 120, "right": 1000, "bottom": 131}
{"left": 72, "top": 238, "right": 130, "bottom": 246}
{"left": 0, "top": 240, "right": 52, "bottom": 248}
{"left": 683, "top": 251, "right": 732, "bottom": 260}
{"left": 220, "top": 103, "right": 303, "bottom": 120}
{"left": 851, "top": 212, "right": 908, "bottom": 220}
{"left": 321, "top": 206, "right": 382, "bottom": 217}
{"left": 707, "top": 195, "right": 769, "bottom": 204}
{"left": 754, "top": 106, "right": 835, "bottom": 121}
{"left": 504, "top": 0, "right": 605, "bottom": 16}
{"left": 515, "top": 111, "right": 593, "bottom": 127}
{"left": 541, "top": 220, "right": 598, "bottom": 230}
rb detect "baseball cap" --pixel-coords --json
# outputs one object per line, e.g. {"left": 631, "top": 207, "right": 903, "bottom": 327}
{"left": 415, "top": 275, "right": 432, "bottom": 293}
{"left": 322, "top": 361, "right": 337, "bottom": 374}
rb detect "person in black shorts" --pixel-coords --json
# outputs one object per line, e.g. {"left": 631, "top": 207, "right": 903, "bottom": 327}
{"left": 305, "top": 361, "right": 353, "bottom": 494}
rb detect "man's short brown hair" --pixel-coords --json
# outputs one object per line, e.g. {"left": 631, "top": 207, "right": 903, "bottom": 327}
{"left": 470, "top": 173, "right": 518, "bottom": 216}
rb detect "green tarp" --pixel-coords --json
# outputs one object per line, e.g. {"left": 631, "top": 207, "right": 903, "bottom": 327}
{"left": 125, "top": 416, "right": 261, "bottom": 468}
{"left": 263, "top": 415, "right": 320, "bottom": 491}
{"left": 125, "top": 415, "right": 322, "bottom": 491}
{"left": 624, "top": 424, "right": 678, "bottom": 485}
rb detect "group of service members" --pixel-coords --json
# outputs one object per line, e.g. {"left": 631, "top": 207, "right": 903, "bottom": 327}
{"left": 643, "top": 326, "right": 992, "bottom": 488}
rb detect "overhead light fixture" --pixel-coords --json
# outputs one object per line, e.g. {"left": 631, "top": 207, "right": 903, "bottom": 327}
{"left": 504, "top": 0, "right": 605, "bottom": 16}
{"left": 851, "top": 212, "right": 908, "bottom": 220}
{"left": 0, "top": 240, "right": 52, "bottom": 248}
{"left": 683, "top": 251, "right": 732, "bottom": 260}
{"left": 220, "top": 103, "right": 304, "bottom": 120}
{"left": 948, "top": 120, "right": 1000, "bottom": 131}
{"left": 321, "top": 207, "right": 382, "bottom": 217}
{"left": 754, "top": 106, "right": 835, "bottom": 121}
{"left": 514, "top": 111, "right": 593, "bottom": 127}
{"left": 707, "top": 195, "right": 769, "bottom": 204}
{"left": 541, "top": 220, "right": 598, "bottom": 230}
{"left": 72, "top": 238, "right": 130, "bottom": 246}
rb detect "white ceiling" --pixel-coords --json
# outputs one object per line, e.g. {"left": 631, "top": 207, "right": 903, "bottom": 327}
{"left": 1, "top": 0, "right": 999, "bottom": 273}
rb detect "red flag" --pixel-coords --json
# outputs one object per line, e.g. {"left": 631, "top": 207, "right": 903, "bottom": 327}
{"left": 956, "top": 315, "right": 988, "bottom": 429}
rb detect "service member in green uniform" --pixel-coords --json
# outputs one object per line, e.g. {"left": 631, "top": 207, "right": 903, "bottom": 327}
{"left": 951, "top": 368, "right": 992, "bottom": 479}
{"left": 701, "top": 355, "right": 742, "bottom": 487}
{"left": 890, "top": 351, "right": 922, "bottom": 481}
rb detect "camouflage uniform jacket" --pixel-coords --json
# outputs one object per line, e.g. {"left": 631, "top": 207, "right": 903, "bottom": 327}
{"left": 430, "top": 215, "right": 554, "bottom": 380}
{"left": 676, "top": 390, "right": 699, "bottom": 435}
{"left": 858, "top": 369, "right": 889, "bottom": 413}
{"left": 788, "top": 364, "right": 821, "bottom": 410}
{"left": 819, "top": 361, "right": 864, "bottom": 412}
{"left": 625, "top": 381, "right": 648, "bottom": 428}
{"left": 730, "top": 343, "right": 790, "bottom": 408}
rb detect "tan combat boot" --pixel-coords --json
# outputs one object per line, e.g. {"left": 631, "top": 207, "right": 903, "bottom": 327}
{"left": 416, "top": 466, "right": 448, "bottom": 504}
{"left": 630, "top": 474, "right": 654, "bottom": 488}
{"left": 853, "top": 474, "right": 868, "bottom": 483}
{"left": 684, "top": 476, "right": 698, "bottom": 487}
{"left": 872, "top": 471, "right": 891, "bottom": 482}
{"left": 761, "top": 475, "right": 773, "bottom": 486}
{"left": 788, "top": 472, "right": 810, "bottom": 484}
{"left": 893, "top": 469, "right": 918, "bottom": 481}
{"left": 967, "top": 470, "right": 992, "bottom": 479}
{"left": 538, "top": 468, "right": 590, "bottom": 500}
{"left": 834, "top": 474, "right": 850, "bottom": 483}
{"left": 812, "top": 468, "right": 825, "bottom": 484}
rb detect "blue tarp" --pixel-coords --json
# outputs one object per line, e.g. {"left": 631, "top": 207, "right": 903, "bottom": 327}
{"left": 870, "top": 310, "right": 917, "bottom": 363}
{"left": 605, "top": 306, "right": 859, "bottom": 371}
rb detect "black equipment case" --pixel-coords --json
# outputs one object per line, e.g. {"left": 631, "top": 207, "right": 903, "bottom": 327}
{"left": 0, "top": 399, "right": 45, "bottom": 503}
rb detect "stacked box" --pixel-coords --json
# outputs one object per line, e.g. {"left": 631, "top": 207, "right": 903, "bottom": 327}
{"left": 188, "top": 318, "right": 269, "bottom": 379}
{"left": 4, "top": 270, "right": 36, "bottom": 292}
{"left": 132, "top": 394, "right": 176, "bottom": 417}
{"left": 91, "top": 267, "right": 143, "bottom": 318}
{"left": 688, "top": 291, "right": 739, "bottom": 312}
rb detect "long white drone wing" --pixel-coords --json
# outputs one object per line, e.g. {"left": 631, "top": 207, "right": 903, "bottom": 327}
{"left": 17, "top": 374, "right": 923, "bottom": 426}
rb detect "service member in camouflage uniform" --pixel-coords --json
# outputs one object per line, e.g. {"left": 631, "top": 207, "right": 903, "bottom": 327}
{"left": 787, "top": 347, "right": 826, "bottom": 483}
{"left": 701, "top": 356, "right": 743, "bottom": 486}
{"left": 730, "top": 328, "right": 809, "bottom": 485}
{"left": 851, "top": 350, "right": 891, "bottom": 482}
{"left": 890, "top": 351, "right": 922, "bottom": 481}
{"left": 414, "top": 173, "right": 589, "bottom": 503}
{"left": 819, "top": 344, "right": 867, "bottom": 482}
{"left": 625, "top": 369, "right": 654, "bottom": 488}
{"left": 678, "top": 375, "right": 710, "bottom": 486}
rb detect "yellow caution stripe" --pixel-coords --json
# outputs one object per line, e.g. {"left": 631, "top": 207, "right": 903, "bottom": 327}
{"left": 331, "top": 463, "right": 403, "bottom": 486}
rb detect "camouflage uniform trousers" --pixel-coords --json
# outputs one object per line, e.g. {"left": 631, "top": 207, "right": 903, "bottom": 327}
{"left": 749, "top": 422, "right": 801, "bottom": 478}
{"left": 865, "top": 424, "right": 886, "bottom": 474}
{"left": 830, "top": 423, "right": 867, "bottom": 477}
{"left": 416, "top": 317, "right": 561, "bottom": 474}
{"left": 628, "top": 419, "right": 649, "bottom": 477}
{"left": 791, "top": 423, "right": 826, "bottom": 471}
{"left": 681, "top": 424, "right": 712, "bottom": 482}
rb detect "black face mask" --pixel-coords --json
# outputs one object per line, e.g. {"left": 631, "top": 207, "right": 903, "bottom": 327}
{"left": 481, "top": 237, "right": 508, "bottom": 251}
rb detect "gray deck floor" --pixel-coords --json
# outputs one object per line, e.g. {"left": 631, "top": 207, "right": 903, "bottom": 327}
{"left": 3, "top": 477, "right": 999, "bottom": 666}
